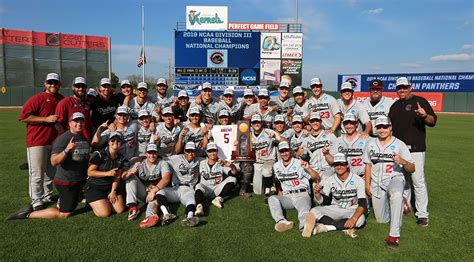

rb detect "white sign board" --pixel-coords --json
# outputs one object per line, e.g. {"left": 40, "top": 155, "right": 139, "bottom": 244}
{"left": 281, "top": 33, "right": 303, "bottom": 59}
{"left": 186, "top": 6, "right": 228, "bottom": 31}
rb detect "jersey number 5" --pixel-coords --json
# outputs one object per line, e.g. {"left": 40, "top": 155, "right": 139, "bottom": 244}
{"left": 223, "top": 133, "right": 229, "bottom": 143}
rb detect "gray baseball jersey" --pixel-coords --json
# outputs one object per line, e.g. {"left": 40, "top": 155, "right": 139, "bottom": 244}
{"left": 361, "top": 96, "right": 394, "bottom": 136}
{"left": 320, "top": 173, "right": 366, "bottom": 209}
{"left": 137, "top": 159, "right": 171, "bottom": 182}
{"left": 100, "top": 121, "right": 139, "bottom": 160}
{"left": 301, "top": 132, "right": 337, "bottom": 172}
{"left": 217, "top": 99, "right": 245, "bottom": 123}
{"left": 273, "top": 158, "right": 311, "bottom": 195}
{"left": 306, "top": 93, "right": 340, "bottom": 130}
{"left": 270, "top": 96, "right": 295, "bottom": 115}
{"left": 153, "top": 94, "right": 174, "bottom": 109}
{"left": 251, "top": 128, "right": 278, "bottom": 163}
{"left": 292, "top": 101, "right": 310, "bottom": 119}
{"left": 127, "top": 97, "right": 157, "bottom": 120}
{"left": 330, "top": 134, "right": 368, "bottom": 176}
{"left": 189, "top": 99, "right": 221, "bottom": 124}
{"left": 337, "top": 99, "right": 371, "bottom": 133}
{"left": 244, "top": 104, "right": 276, "bottom": 128}
{"left": 283, "top": 129, "right": 306, "bottom": 153}
{"left": 198, "top": 159, "right": 232, "bottom": 187}
{"left": 167, "top": 154, "right": 203, "bottom": 188}
{"left": 154, "top": 122, "right": 183, "bottom": 157}
{"left": 137, "top": 126, "right": 153, "bottom": 156}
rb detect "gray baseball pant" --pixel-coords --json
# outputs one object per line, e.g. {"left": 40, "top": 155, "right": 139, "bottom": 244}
{"left": 372, "top": 176, "right": 405, "bottom": 237}
{"left": 253, "top": 161, "right": 273, "bottom": 195}
{"left": 125, "top": 175, "right": 156, "bottom": 216}
{"left": 27, "top": 145, "right": 55, "bottom": 208}
{"left": 403, "top": 152, "right": 429, "bottom": 219}
{"left": 268, "top": 192, "right": 311, "bottom": 230}
{"left": 157, "top": 186, "right": 196, "bottom": 206}
{"left": 310, "top": 205, "right": 366, "bottom": 228}
{"left": 195, "top": 176, "right": 237, "bottom": 199}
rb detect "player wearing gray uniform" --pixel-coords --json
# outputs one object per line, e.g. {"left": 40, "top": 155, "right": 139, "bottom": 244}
{"left": 194, "top": 142, "right": 238, "bottom": 216}
{"left": 306, "top": 78, "right": 341, "bottom": 133}
{"left": 127, "top": 82, "right": 157, "bottom": 120}
{"left": 325, "top": 113, "right": 368, "bottom": 177}
{"left": 150, "top": 107, "right": 182, "bottom": 158}
{"left": 337, "top": 82, "right": 372, "bottom": 136}
{"left": 136, "top": 109, "right": 154, "bottom": 157}
{"left": 243, "top": 89, "right": 277, "bottom": 129}
{"left": 188, "top": 82, "right": 220, "bottom": 124}
{"left": 270, "top": 81, "right": 295, "bottom": 124}
{"left": 291, "top": 86, "right": 310, "bottom": 124}
{"left": 302, "top": 153, "right": 367, "bottom": 239}
{"left": 269, "top": 142, "right": 320, "bottom": 232}
{"left": 364, "top": 116, "right": 415, "bottom": 249}
{"left": 300, "top": 112, "right": 337, "bottom": 181}
{"left": 176, "top": 106, "right": 211, "bottom": 157}
{"left": 250, "top": 114, "right": 286, "bottom": 199}
{"left": 122, "top": 144, "right": 176, "bottom": 228}
{"left": 361, "top": 79, "right": 394, "bottom": 137}
{"left": 153, "top": 78, "right": 174, "bottom": 114}
{"left": 242, "top": 88, "right": 257, "bottom": 120}
{"left": 283, "top": 115, "right": 306, "bottom": 157}
{"left": 217, "top": 88, "right": 245, "bottom": 124}
{"left": 157, "top": 142, "right": 202, "bottom": 227}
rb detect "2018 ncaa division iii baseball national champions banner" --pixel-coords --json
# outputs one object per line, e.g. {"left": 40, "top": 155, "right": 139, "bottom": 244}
{"left": 337, "top": 72, "right": 474, "bottom": 112}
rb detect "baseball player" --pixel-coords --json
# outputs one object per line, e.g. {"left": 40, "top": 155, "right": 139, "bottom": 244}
{"left": 361, "top": 79, "right": 394, "bottom": 137}
{"left": 217, "top": 88, "right": 245, "bottom": 124}
{"left": 302, "top": 153, "right": 367, "bottom": 239}
{"left": 188, "top": 82, "right": 220, "bottom": 124}
{"left": 116, "top": 79, "right": 134, "bottom": 106}
{"left": 283, "top": 115, "right": 307, "bottom": 158}
{"left": 324, "top": 113, "right": 368, "bottom": 177}
{"left": 300, "top": 112, "right": 337, "bottom": 181}
{"left": 153, "top": 78, "right": 174, "bottom": 115}
{"left": 364, "top": 116, "right": 415, "bottom": 249}
{"left": 216, "top": 109, "right": 231, "bottom": 125}
{"left": 244, "top": 89, "right": 277, "bottom": 129}
{"left": 90, "top": 78, "right": 119, "bottom": 132}
{"left": 306, "top": 77, "right": 341, "bottom": 134}
{"left": 127, "top": 82, "right": 157, "bottom": 120}
{"left": 270, "top": 81, "right": 295, "bottom": 123}
{"left": 269, "top": 142, "right": 320, "bottom": 232}
{"left": 150, "top": 107, "right": 183, "bottom": 158}
{"left": 136, "top": 109, "right": 154, "bottom": 157}
{"left": 291, "top": 86, "right": 310, "bottom": 124}
{"left": 172, "top": 90, "right": 190, "bottom": 124}
{"left": 157, "top": 142, "right": 202, "bottom": 227}
{"left": 337, "top": 82, "right": 372, "bottom": 137}
{"left": 241, "top": 88, "right": 257, "bottom": 120}
{"left": 250, "top": 114, "right": 286, "bottom": 200}
{"left": 194, "top": 142, "right": 238, "bottom": 216}
{"left": 122, "top": 144, "right": 176, "bottom": 228}
{"left": 175, "top": 106, "right": 211, "bottom": 156}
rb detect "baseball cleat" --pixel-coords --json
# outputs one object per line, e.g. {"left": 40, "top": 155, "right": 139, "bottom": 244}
{"left": 385, "top": 236, "right": 400, "bottom": 249}
{"left": 343, "top": 229, "right": 358, "bottom": 238}
{"left": 302, "top": 212, "right": 316, "bottom": 238}
{"left": 403, "top": 197, "right": 411, "bottom": 215}
{"left": 162, "top": 213, "right": 177, "bottom": 226}
{"left": 139, "top": 214, "right": 159, "bottom": 228}
{"left": 274, "top": 220, "right": 294, "bottom": 232}
{"left": 416, "top": 217, "right": 429, "bottom": 227}
{"left": 195, "top": 204, "right": 204, "bottom": 216}
{"left": 211, "top": 197, "right": 223, "bottom": 208}
{"left": 127, "top": 206, "right": 140, "bottom": 221}
{"left": 6, "top": 205, "right": 33, "bottom": 220}
{"left": 181, "top": 216, "right": 199, "bottom": 227}
{"left": 312, "top": 223, "right": 328, "bottom": 235}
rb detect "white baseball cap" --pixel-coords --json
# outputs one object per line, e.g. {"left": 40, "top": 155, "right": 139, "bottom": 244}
{"left": 219, "top": 110, "right": 230, "bottom": 117}
{"left": 161, "top": 107, "right": 173, "bottom": 115}
{"left": 178, "top": 90, "right": 188, "bottom": 98}
{"left": 46, "top": 73, "right": 60, "bottom": 82}
{"left": 258, "top": 89, "right": 269, "bottom": 97}
{"left": 70, "top": 112, "right": 85, "bottom": 121}
{"left": 292, "top": 115, "right": 303, "bottom": 123}
{"left": 310, "top": 78, "right": 322, "bottom": 86}
{"left": 206, "top": 142, "right": 218, "bottom": 151}
{"left": 244, "top": 89, "right": 254, "bottom": 97}
{"left": 156, "top": 78, "right": 167, "bottom": 86}
{"left": 202, "top": 82, "right": 212, "bottom": 90}
{"left": 137, "top": 82, "right": 148, "bottom": 90}
{"left": 138, "top": 109, "right": 150, "bottom": 118}
{"left": 100, "top": 78, "right": 111, "bottom": 86}
{"left": 279, "top": 81, "right": 290, "bottom": 88}
{"left": 396, "top": 77, "right": 410, "bottom": 87}
{"left": 73, "top": 77, "right": 86, "bottom": 85}
{"left": 116, "top": 106, "right": 129, "bottom": 114}
{"left": 146, "top": 143, "right": 158, "bottom": 152}
{"left": 340, "top": 82, "right": 353, "bottom": 92}
{"left": 184, "top": 142, "right": 197, "bottom": 151}
{"left": 121, "top": 80, "right": 131, "bottom": 87}
{"left": 223, "top": 88, "right": 234, "bottom": 96}
{"left": 188, "top": 106, "right": 201, "bottom": 115}
{"left": 309, "top": 112, "right": 321, "bottom": 121}
{"left": 251, "top": 114, "right": 262, "bottom": 123}
{"left": 333, "top": 153, "right": 348, "bottom": 164}
{"left": 274, "top": 114, "right": 285, "bottom": 123}
{"left": 342, "top": 113, "right": 357, "bottom": 123}
{"left": 87, "top": 88, "right": 97, "bottom": 97}
{"left": 375, "top": 116, "right": 391, "bottom": 127}
{"left": 293, "top": 86, "right": 304, "bottom": 95}
{"left": 278, "top": 141, "right": 290, "bottom": 151}
{"left": 109, "top": 131, "right": 123, "bottom": 142}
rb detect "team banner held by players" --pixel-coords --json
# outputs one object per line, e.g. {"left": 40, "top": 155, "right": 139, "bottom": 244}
{"left": 354, "top": 92, "right": 444, "bottom": 112}
{"left": 211, "top": 125, "right": 238, "bottom": 160}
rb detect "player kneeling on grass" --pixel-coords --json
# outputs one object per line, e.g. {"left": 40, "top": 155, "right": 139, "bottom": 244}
{"left": 302, "top": 153, "right": 367, "bottom": 238}
{"left": 7, "top": 112, "right": 90, "bottom": 220}
{"left": 85, "top": 131, "right": 127, "bottom": 218}
{"left": 364, "top": 116, "right": 415, "bottom": 249}
{"left": 156, "top": 142, "right": 201, "bottom": 227}
{"left": 122, "top": 144, "right": 176, "bottom": 228}
{"left": 194, "top": 142, "right": 238, "bottom": 216}
{"left": 269, "top": 142, "right": 320, "bottom": 232}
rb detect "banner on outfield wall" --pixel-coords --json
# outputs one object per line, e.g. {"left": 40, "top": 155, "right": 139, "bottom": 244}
{"left": 186, "top": 6, "right": 228, "bottom": 31}
{"left": 228, "top": 22, "right": 280, "bottom": 31}
{"left": 353, "top": 92, "right": 443, "bottom": 112}
{"left": 338, "top": 72, "right": 474, "bottom": 92}
{"left": 0, "top": 28, "right": 109, "bottom": 50}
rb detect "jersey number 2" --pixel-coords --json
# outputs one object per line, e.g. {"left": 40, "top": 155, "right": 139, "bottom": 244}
{"left": 385, "top": 164, "right": 393, "bottom": 173}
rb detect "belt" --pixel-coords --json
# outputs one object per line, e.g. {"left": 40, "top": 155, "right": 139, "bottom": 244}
{"left": 287, "top": 189, "right": 307, "bottom": 194}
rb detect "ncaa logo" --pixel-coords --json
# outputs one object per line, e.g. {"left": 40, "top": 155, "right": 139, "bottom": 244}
{"left": 240, "top": 69, "right": 257, "bottom": 85}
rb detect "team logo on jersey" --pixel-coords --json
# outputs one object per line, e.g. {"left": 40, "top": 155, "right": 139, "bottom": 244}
{"left": 405, "top": 104, "right": 412, "bottom": 111}
{"left": 380, "top": 105, "right": 384, "bottom": 109}
{"left": 349, "top": 180, "right": 354, "bottom": 185}
{"left": 390, "top": 145, "right": 396, "bottom": 150}
{"left": 351, "top": 109, "right": 355, "bottom": 114}
{"left": 292, "top": 166, "right": 297, "bottom": 171}
{"left": 359, "top": 141, "right": 364, "bottom": 146}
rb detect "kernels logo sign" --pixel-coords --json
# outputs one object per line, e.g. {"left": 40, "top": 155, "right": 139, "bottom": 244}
{"left": 45, "top": 33, "right": 60, "bottom": 46}
{"left": 186, "top": 6, "right": 228, "bottom": 31}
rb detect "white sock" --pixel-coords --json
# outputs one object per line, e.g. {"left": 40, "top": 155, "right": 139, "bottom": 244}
{"left": 160, "top": 206, "right": 169, "bottom": 215}
{"left": 264, "top": 188, "right": 270, "bottom": 195}
{"left": 187, "top": 211, "right": 194, "bottom": 219}
{"left": 326, "top": 225, "right": 337, "bottom": 231}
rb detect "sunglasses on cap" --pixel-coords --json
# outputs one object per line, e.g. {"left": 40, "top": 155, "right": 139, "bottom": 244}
{"left": 396, "top": 85, "right": 410, "bottom": 90}
{"left": 46, "top": 80, "right": 60, "bottom": 85}
{"left": 376, "top": 125, "right": 390, "bottom": 129}
{"left": 311, "top": 84, "right": 322, "bottom": 88}
{"left": 109, "top": 138, "right": 122, "bottom": 143}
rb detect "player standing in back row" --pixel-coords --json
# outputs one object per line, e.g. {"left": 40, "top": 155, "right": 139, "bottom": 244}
{"left": 361, "top": 79, "right": 393, "bottom": 137}
{"left": 306, "top": 78, "right": 341, "bottom": 134}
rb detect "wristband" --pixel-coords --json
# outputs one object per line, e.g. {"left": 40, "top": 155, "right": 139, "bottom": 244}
{"left": 63, "top": 149, "right": 69, "bottom": 156}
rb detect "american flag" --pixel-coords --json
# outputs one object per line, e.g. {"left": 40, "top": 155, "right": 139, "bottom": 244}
{"left": 137, "top": 47, "right": 146, "bottom": 68}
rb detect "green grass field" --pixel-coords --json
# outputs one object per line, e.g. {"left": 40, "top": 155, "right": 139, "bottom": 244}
{"left": 0, "top": 109, "right": 473, "bottom": 261}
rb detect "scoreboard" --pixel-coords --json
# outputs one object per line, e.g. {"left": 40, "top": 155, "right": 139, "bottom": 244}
{"left": 175, "top": 68, "right": 239, "bottom": 86}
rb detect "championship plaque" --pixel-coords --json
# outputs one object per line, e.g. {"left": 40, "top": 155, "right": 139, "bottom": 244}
{"left": 231, "top": 121, "right": 256, "bottom": 161}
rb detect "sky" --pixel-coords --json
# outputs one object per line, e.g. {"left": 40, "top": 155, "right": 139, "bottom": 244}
{"left": 1, "top": 0, "right": 473, "bottom": 90}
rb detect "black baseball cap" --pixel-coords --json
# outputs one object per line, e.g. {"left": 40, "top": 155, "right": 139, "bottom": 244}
{"left": 369, "top": 79, "right": 383, "bottom": 89}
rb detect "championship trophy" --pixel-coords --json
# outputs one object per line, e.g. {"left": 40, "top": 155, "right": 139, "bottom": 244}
{"left": 231, "top": 121, "right": 255, "bottom": 161}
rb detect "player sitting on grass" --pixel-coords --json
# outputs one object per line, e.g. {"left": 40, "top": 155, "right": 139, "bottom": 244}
{"left": 7, "top": 112, "right": 89, "bottom": 220}
{"left": 269, "top": 142, "right": 320, "bottom": 233}
{"left": 302, "top": 153, "right": 367, "bottom": 239}
{"left": 194, "top": 142, "right": 238, "bottom": 216}
{"left": 122, "top": 144, "right": 175, "bottom": 228}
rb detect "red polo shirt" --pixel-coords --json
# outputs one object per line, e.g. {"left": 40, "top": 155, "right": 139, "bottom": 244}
{"left": 55, "top": 96, "right": 93, "bottom": 142}
{"left": 19, "top": 91, "right": 64, "bottom": 147}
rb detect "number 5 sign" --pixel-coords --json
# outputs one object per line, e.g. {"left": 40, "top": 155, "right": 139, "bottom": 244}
{"left": 211, "top": 125, "right": 238, "bottom": 160}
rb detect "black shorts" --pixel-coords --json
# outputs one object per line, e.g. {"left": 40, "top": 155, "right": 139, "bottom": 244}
{"left": 55, "top": 181, "right": 85, "bottom": 213}
{"left": 84, "top": 180, "right": 125, "bottom": 204}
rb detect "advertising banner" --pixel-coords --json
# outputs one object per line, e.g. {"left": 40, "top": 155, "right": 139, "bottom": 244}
{"left": 281, "top": 33, "right": 303, "bottom": 59}
{"left": 260, "top": 59, "right": 281, "bottom": 85}
{"left": 260, "top": 33, "right": 281, "bottom": 59}
{"left": 186, "top": 6, "right": 228, "bottom": 31}
{"left": 228, "top": 22, "right": 280, "bottom": 31}
{"left": 280, "top": 59, "right": 302, "bottom": 86}
{"left": 353, "top": 92, "right": 443, "bottom": 112}
{"left": 338, "top": 72, "right": 474, "bottom": 92}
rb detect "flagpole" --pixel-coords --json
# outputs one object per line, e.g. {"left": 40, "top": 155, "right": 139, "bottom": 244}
{"left": 141, "top": 5, "right": 145, "bottom": 82}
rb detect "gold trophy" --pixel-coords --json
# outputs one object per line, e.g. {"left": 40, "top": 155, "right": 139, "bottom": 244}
{"left": 231, "top": 121, "right": 256, "bottom": 161}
